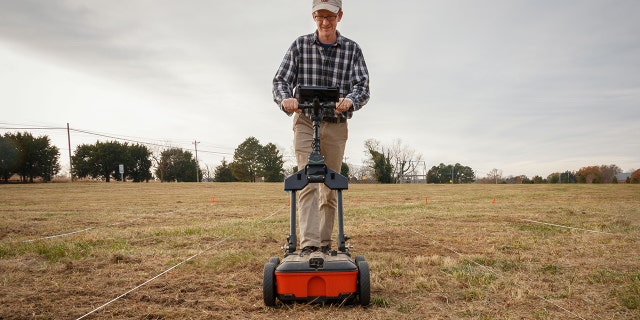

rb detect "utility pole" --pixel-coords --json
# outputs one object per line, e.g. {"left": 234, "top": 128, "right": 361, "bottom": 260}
{"left": 67, "top": 123, "right": 73, "bottom": 181}
{"left": 193, "top": 140, "right": 200, "bottom": 182}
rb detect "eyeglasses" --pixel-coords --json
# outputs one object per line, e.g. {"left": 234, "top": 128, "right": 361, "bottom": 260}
{"left": 313, "top": 15, "right": 338, "bottom": 22}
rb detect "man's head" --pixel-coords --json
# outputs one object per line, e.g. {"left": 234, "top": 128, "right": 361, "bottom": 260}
{"left": 312, "top": 0, "right": 342, "bottom": 42}
{"left": 312, "top": 0, "right": 341, "bottom": 14}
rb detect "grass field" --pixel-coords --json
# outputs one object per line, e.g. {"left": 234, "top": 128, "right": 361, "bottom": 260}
{"left": 0, "top": 182, "right": 638, "bottom": 319}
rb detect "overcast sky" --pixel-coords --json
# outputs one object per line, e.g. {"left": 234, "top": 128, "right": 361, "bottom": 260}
{"left": 1, "top": 0, "right": 638, "bottom": 178}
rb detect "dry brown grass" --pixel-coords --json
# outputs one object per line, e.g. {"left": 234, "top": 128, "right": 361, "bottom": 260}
{"left": 1, "top": 182, "right": 638, "bottom": 319}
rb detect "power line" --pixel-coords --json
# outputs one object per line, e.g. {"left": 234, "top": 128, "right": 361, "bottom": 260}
{"left": 2, "top": 122, "right": 235, "bottom": 158}
{"left": 68, "top": 128, "right": 233, "bottom": 157}
{"left": 0, "top": 126, "right": 66, "bottom": 130}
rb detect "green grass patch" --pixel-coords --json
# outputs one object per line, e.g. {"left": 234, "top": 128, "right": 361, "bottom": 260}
{"left": 442, "top": 261, "right": 497, "bottom": 287}
{"left": 370, "top": 296, "right": 391, "bottom": 308}
{"left": 30, "top": 241, "right": 92, "bottom": 262}
{"left": 540, "top": 264, "right": 561, "bottom": 275}
{"left": 589, "top": 269, "right": 623, "bottom": 284}
{"left": 150, "top": 226, "right": 205, "bottom": 237}
{"left": 616, "top": 271, "right": 640, "bottom": 310}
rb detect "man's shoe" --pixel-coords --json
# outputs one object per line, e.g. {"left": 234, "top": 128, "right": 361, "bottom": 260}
{"left": 320, "top": 245, "right": 331, "bottom": 254}
{"left": 301, "top": 246, "right": 319, "bottom": 255}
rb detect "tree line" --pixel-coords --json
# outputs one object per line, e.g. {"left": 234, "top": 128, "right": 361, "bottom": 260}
{"left": 477, "top": 165, "right": 640, "bottom": 184}
{"left": 1, "top": 131, "right": 285, "bottom": 183}
{"left": 3, "top": 131, "right": 638, "bottom": 184}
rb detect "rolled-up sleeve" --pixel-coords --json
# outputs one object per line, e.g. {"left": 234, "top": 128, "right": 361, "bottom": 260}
{"left": 273, "top": 42, "right": 299, "bottom": 115}
{"left": 345, "top": 46, "right": 370, "bottom": 111}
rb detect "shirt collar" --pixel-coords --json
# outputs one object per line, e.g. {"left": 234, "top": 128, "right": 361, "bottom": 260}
{"left": 311, "top": 30, "right": 343, "bottom": 47}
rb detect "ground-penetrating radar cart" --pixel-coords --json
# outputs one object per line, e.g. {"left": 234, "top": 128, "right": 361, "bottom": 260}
{"left": 262, "top": 86, "right": 370, "bottom": 306}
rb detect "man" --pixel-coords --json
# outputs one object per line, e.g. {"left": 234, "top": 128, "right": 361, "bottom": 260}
{"left": 272, "top": 0, "right": 370, "bottom": 254}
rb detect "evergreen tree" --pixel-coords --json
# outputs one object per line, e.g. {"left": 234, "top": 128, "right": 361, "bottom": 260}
{"left": 155, "top": 148, "right": 200, "bottom": 182}
{"left": 5, "top": 132, "right": 60, "bottom": 183}
{"left": 340, "top": 162, "right": 350, "bottom": 178}
{"left": 427, "top": 163, "right": 475, "bottom": 184}
{"left": 213, "top": 158, "right": 236, "bottom": 182}
{"left": 231, "top": 137, "right": 263, "bottom": 182}
{"left": 72, "top": 141, "right": 152, "bottom": 182}
{"left": 0, "top": 135, "right": 19, "bottom": 182}
{"left": 260, "top": 143, "right": 284, "bottom": 182}
{"left": 126, "top": 144, "right": 153, "bottom": 182}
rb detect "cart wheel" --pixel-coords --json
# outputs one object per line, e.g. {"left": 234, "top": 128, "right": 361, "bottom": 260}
{"left": 357, "top": 260, "right": 370, "bottom": 306}
{"left": 263, "top": 262, "right": 277, "bottom": 306}
{"left": 355, "top": 255, "right": 365, "bottom": 264}
{"left": 269, "top": 257, "right": 280, "bottom": 265}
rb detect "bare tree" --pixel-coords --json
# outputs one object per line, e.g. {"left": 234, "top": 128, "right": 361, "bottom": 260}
{"left": 487, "top": 168, "right": 502, "bottom": 184}
{"left": 600, "top": 164, "right": 622, "bottom": 183}
{"left": 365, "top": 139, "right": 425, "bottom": 183}
{"left": 202, "top": 163, "right": 214, "bottom": 182}
{"left": 390, "top": 139, "right": 424, "bottom": 183}
{"left": 349, "top": 162, "right": 374, "bottom": 182}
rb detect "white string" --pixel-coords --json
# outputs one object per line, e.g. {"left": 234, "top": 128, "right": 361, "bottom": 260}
{"left": 536, "top": 295, "right": 586, "bottom": 320}
{"left": 75, "top": 205, "right": 287, "bottom": 317}
{"left": 380, "top": 216, "right": 498, "bottom": 276}
{"left": 521, "top": 219, "right": 617, "bottom": 235}
{"left": 23, "top": 227, "right": 95, "bottom": 242}
{"left": 76, "top": 237, "right": 228, "bottom": 320}
{"left": 380, "top": 214, "right": 586, "bottom": 319}
{"left": 21, "top": 210, "right": 181, "bottom": 243}
{"left": 258, "top": 204, "right": 288, "bottom": 223}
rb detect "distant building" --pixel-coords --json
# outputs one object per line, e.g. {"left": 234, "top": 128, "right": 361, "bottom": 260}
{"left": 616, "top": 172, "right": 631, "bottom": 183}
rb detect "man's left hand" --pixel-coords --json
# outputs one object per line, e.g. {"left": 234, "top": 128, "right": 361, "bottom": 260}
{"left": 335, "top": 98, "right": 353, "bottom": 114}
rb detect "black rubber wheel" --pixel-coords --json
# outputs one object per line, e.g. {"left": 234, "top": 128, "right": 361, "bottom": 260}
{"left": 269, "top": 256, "right": 280, "bottom": 265}
{"left": 355, "top": 255, "right": 365, "bottom": 264}
{"left": 263, "top": 262, "right": 277, "bottom": 306}
{"left": 357, "top": 260, "right": 370, "bottom": 306}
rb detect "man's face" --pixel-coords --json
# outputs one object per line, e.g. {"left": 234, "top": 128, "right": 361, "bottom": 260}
{"left": 313, "top": 9, "right": 342, "bottom": 39}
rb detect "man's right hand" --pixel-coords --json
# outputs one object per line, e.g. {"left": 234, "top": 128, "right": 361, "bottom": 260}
{"left": 282, "top": 98, "right": 300, "bottom": 113}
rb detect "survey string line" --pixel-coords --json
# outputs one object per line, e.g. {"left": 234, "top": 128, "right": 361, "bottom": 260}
{"left": 378, "top": 212, "right": 586, "bottom": 320}
{"left": 379, "top": 216, "right": 500, "bottom": 277}
{"left": 520, "top": 219, "right": 617, "bottom": 235}
{"left": 257, "top": 204, "right": 288, "bottom": 223}
{"left": 18, "top": 209, "right": 183, "bottom": 243}
{"left": 75, "top": 237, "right": 229, "bottom": 320}
{"left": 23, "top": 227, "right": 96, "bottom": 243}
{"left": 76, "top": 202, "right": 288, "bottom": 317}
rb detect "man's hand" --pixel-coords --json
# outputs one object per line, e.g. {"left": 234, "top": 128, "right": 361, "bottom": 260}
{"left": 282, "top": 98, "right": 300, "bottom": 113}
{"left": 335, "top": 98, "right": 353, "bottom": 114}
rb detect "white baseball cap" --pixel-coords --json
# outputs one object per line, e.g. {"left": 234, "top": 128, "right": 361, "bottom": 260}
{"left": 312, "top": 0, "right": 342, "bottom": 14}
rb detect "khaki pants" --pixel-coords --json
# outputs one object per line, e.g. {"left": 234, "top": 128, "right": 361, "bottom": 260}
{"left": 293, "top": 114, "right": 348, "bottom": 249}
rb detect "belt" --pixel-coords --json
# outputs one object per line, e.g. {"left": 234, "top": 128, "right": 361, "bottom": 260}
{"left": 316, "top": 116, "right": 347, "bottom": 123}
{"left": 302, "top": 115, "right": 347, "bottom": 123}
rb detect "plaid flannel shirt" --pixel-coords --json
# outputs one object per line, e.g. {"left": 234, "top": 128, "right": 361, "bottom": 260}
{"left": 272, "top": 31, "right": 370, "bottom": 120}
